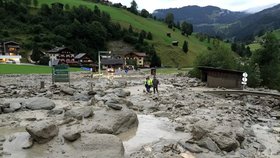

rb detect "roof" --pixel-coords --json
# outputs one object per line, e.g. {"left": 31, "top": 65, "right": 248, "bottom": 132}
{"left": 101, "top": 58, "right": 124, "bottom": 65}
{"left": 74, "top": 53, "right": 86, "bottom": 59}
{"left": 198, "top": 66, "right": 244, "bottom": 75}
{"left": 125, "top": 52, "right": 146, "bottom": 57}
{"left": 47, "top": 47, "right": 74, "bottom": 54}
{"left": 4, "top": 41, "right": 20, "bottom": 45}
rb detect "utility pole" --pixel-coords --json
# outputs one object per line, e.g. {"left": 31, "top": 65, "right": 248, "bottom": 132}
{"left": 98, "top": 51, "right": 111, "bottom": 76}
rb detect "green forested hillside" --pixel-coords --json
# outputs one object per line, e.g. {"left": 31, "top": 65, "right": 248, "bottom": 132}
{"left": 38, "top": 0, "right": 216, "bottom": 67}
{"left": 248, "top": 29, "right": 280, "bottom": 52}
{"left": 1, "top": 0, "right": 232, "bottom": 67}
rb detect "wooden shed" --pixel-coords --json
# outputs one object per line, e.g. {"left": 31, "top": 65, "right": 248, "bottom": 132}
{"left": 198, "top": 66, "right": 244, "bottom": 89}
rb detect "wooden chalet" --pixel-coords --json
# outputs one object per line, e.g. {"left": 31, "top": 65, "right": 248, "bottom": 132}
{"left": 74, "top": 53, "right": 96, "bottom": 66}
{"left": 0, "top": 41, "right": 21, "bottom": 63}
{"left": 47, "top": 47, "right": 77, "bottom": 66}
{"left": 124, "top": 52, "right": 146, "bottom": 67}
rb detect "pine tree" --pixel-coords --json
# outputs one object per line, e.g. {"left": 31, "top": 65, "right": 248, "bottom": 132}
{"left": 65, "top": 4, "right": 70, "bottom": 10}
{"left": 182, "top": 40, "right": 188, "bottom": 53}
{"left": 31, "top": 47, "right": 42, "bottom": 64}
{"left": 128, "top": 25, "right": 133, "bottom": 33}
{"left": 150, "top": 53, "right": 161, "bottom": 67}
{"left": 130, "top": 0, "right": 138, "bottom": 14}
{"left": 147, "top": 32, "right": 153, "bottom": 40}
{"left": 33, "top": 0, "right": 38, "bottom": 7}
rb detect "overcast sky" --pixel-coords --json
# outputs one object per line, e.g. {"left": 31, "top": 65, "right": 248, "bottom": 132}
{"left": 110, "top": 0, "right": 279, "bottom": 13}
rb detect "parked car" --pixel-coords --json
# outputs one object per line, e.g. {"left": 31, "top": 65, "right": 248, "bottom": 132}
{"left": 6, "top": 59, "right": 16, "bottom": 64}
{"left": 107, "top": 67, "right": 115, "bottom": 73}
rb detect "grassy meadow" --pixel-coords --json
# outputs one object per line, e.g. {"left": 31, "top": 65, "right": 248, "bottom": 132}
{"left": 0, "top": 64, "right": 82, "bottom": 74}
{"left": 248, "top": 29, "right": 280, "bottom": 52}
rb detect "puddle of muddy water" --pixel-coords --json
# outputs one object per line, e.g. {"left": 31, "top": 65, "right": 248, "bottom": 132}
{"left": 118, "top": 115, "right": 191, "bottom": 156}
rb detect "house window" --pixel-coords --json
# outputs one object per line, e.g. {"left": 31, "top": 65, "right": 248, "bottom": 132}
{"left": 8, "top": 48, "right": 16, "bottom": 52}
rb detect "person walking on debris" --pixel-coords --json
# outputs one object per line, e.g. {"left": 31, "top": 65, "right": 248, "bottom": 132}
{"left": 152, "top": 76, "right": 159, "bottom": 94}
{"left": 145, "top": 76, "right": 153, "bottom": 93}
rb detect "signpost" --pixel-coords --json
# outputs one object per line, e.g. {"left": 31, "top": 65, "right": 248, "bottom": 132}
{"left": 241, "top": 72, "right": 248, "bottom": 89}
{"left": 52, "top": 64, "right": 70, "bottom": 84}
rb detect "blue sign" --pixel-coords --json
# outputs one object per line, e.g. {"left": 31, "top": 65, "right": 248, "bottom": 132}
{"left": 81, "top": 67, "right": 92, "bottom": 71}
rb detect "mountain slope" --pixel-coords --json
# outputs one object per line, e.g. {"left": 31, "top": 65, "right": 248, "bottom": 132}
{"left": 228, "top": 4, "right": 280, "bottom": 41}
{"left": 153, "top": 4, "right": 280, "bottom": 42}
{"left": 153, "top": 5, "right": 248, "bottom": 25}
{"left": 153, "top": 5, "right": 248, "bottom": 36}
{"left": 35, "top": 0, "right": 232, "bottom": 67}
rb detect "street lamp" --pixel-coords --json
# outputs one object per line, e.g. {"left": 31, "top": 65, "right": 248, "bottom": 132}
{"left": 98, "top": 51, "right": 111, "bottom": 76}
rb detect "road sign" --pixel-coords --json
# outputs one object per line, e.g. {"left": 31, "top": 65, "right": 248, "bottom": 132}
{"left": 243, "top": 72, "right": 248, "bottom": 77}
{"left": 81, "top": 67, "right": 92, "bottom": 71}
{"left": 52, "top": 64, "right": 70, "bottom": 84}
{"left": 241, "top": 72, "right": 248, "bottom": 88}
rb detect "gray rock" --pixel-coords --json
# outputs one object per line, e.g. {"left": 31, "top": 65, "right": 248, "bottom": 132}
{"left": 270, "top": 111, "right": 280, "bottom": 119}
{"left": 25, "top": 97, "right": 55, "bottom": 110}
{"left": 61, "top": 86, "right": 75, "bottom": 95}
{"left": 65, "top": 106, "right": 94, "bottom": 120}
{"left": 88, "top": 90, "right": 97, "bottom": 95}
{"left": 63, "top": 130, "right": 81, "bottom": 142}
{"left": 26, "top": 120, "right": 59, "bottom": 144}
{"left": 3, "top": 102, "right": 22, "bottom": 113}
{"left": 210, "top": 133, "right": 239, "bottom": 152}
{"left": 235, "top": 128, "right": 245, "bottom": 144}
{"left": 191, "top": 125, "right": 208, "bottom": 141}
{"left": 72, "top": 134, "right": 124, "bottom": 158}
{"left": 107, "top": 103, "right": 123, "bottom": 110}
{"left": 0, "top": 136, "right": 5, "bottom": 142}
{"left": 178, "top": 141, "right": 203, "bottom": 153}
{"left": 153, "top": 111, "right": 172, "bottom": 117}
{"left": 90, "top": 108, "right": 138, "bottom": 134}
{"left": 197, "top": 137, "right": 220, "bottom": 152}
{"left": 72, "top": 92, "right": 91, "bottom": 101}
{"left": 175, "top": 126, "right": 185, "bottom": 132}
{"left": 48, "top": 109, "right": 64, "bottom": 116}
{"left": 16, "top": 132, "right": 34, "bottom": 149}
{"left": 115, "top": 89, "right": 130, "bottom": 98}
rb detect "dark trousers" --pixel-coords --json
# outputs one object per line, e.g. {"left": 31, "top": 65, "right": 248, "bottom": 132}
{"left": 145, "top": 84, "right": 151, "bottom": 92}
{"left": 153, "top": 86, "right": 158, "bottom": 93}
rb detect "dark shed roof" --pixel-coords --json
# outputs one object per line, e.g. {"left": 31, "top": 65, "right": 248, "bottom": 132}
{"left": 198, "top": 66, "right": 244, "bottom": 75}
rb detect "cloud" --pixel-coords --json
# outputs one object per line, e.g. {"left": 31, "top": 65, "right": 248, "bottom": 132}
{"left": 110, "top": 0, "right": 279, "bottom": 12}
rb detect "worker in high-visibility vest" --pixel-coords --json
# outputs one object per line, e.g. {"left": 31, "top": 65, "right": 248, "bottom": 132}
{"left": 145, "top": 76, "right": 153, "bottom": 93}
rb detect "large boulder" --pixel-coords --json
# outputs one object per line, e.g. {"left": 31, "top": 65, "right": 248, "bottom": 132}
{"left": 26, "top": 120, "right": 59, "bottom": 144}
{"left": 5, "top": 132, "right": 34, "bottom": 149}
{"left": 89, "top": 108, "right": 138, "bottom": 134}
{"left": 71, "top": 92, "right": 91, "bottom": 101}
{"left": 114, "top": 89, "right": 130, "bottom": 98}
{"left": 3, "top": 102, "right": 22, "bottom": 113}
{"left": 24, "top": 97, "right": 55, "bottom": 110}
{"left": 72, "top": 134, "right": 124, "bottom": 158}
{"left": 197, "top": 137, "right": 220, "bottom": 152}
{"left": 209, "top": 133, "right": 239, "bottom": 152}
{"left": 60, "top": 86, "right": 75, "bottom": 96}
{"left": 63, "top": 130, "right": 81, "bottom": 142}
{"left": 65, "top": 106, "right": 94, "bottom": 120}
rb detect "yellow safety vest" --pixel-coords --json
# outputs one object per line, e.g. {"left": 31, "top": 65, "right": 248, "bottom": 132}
{"left": 148, "top": 79, "right": 153, "bottom": 86}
